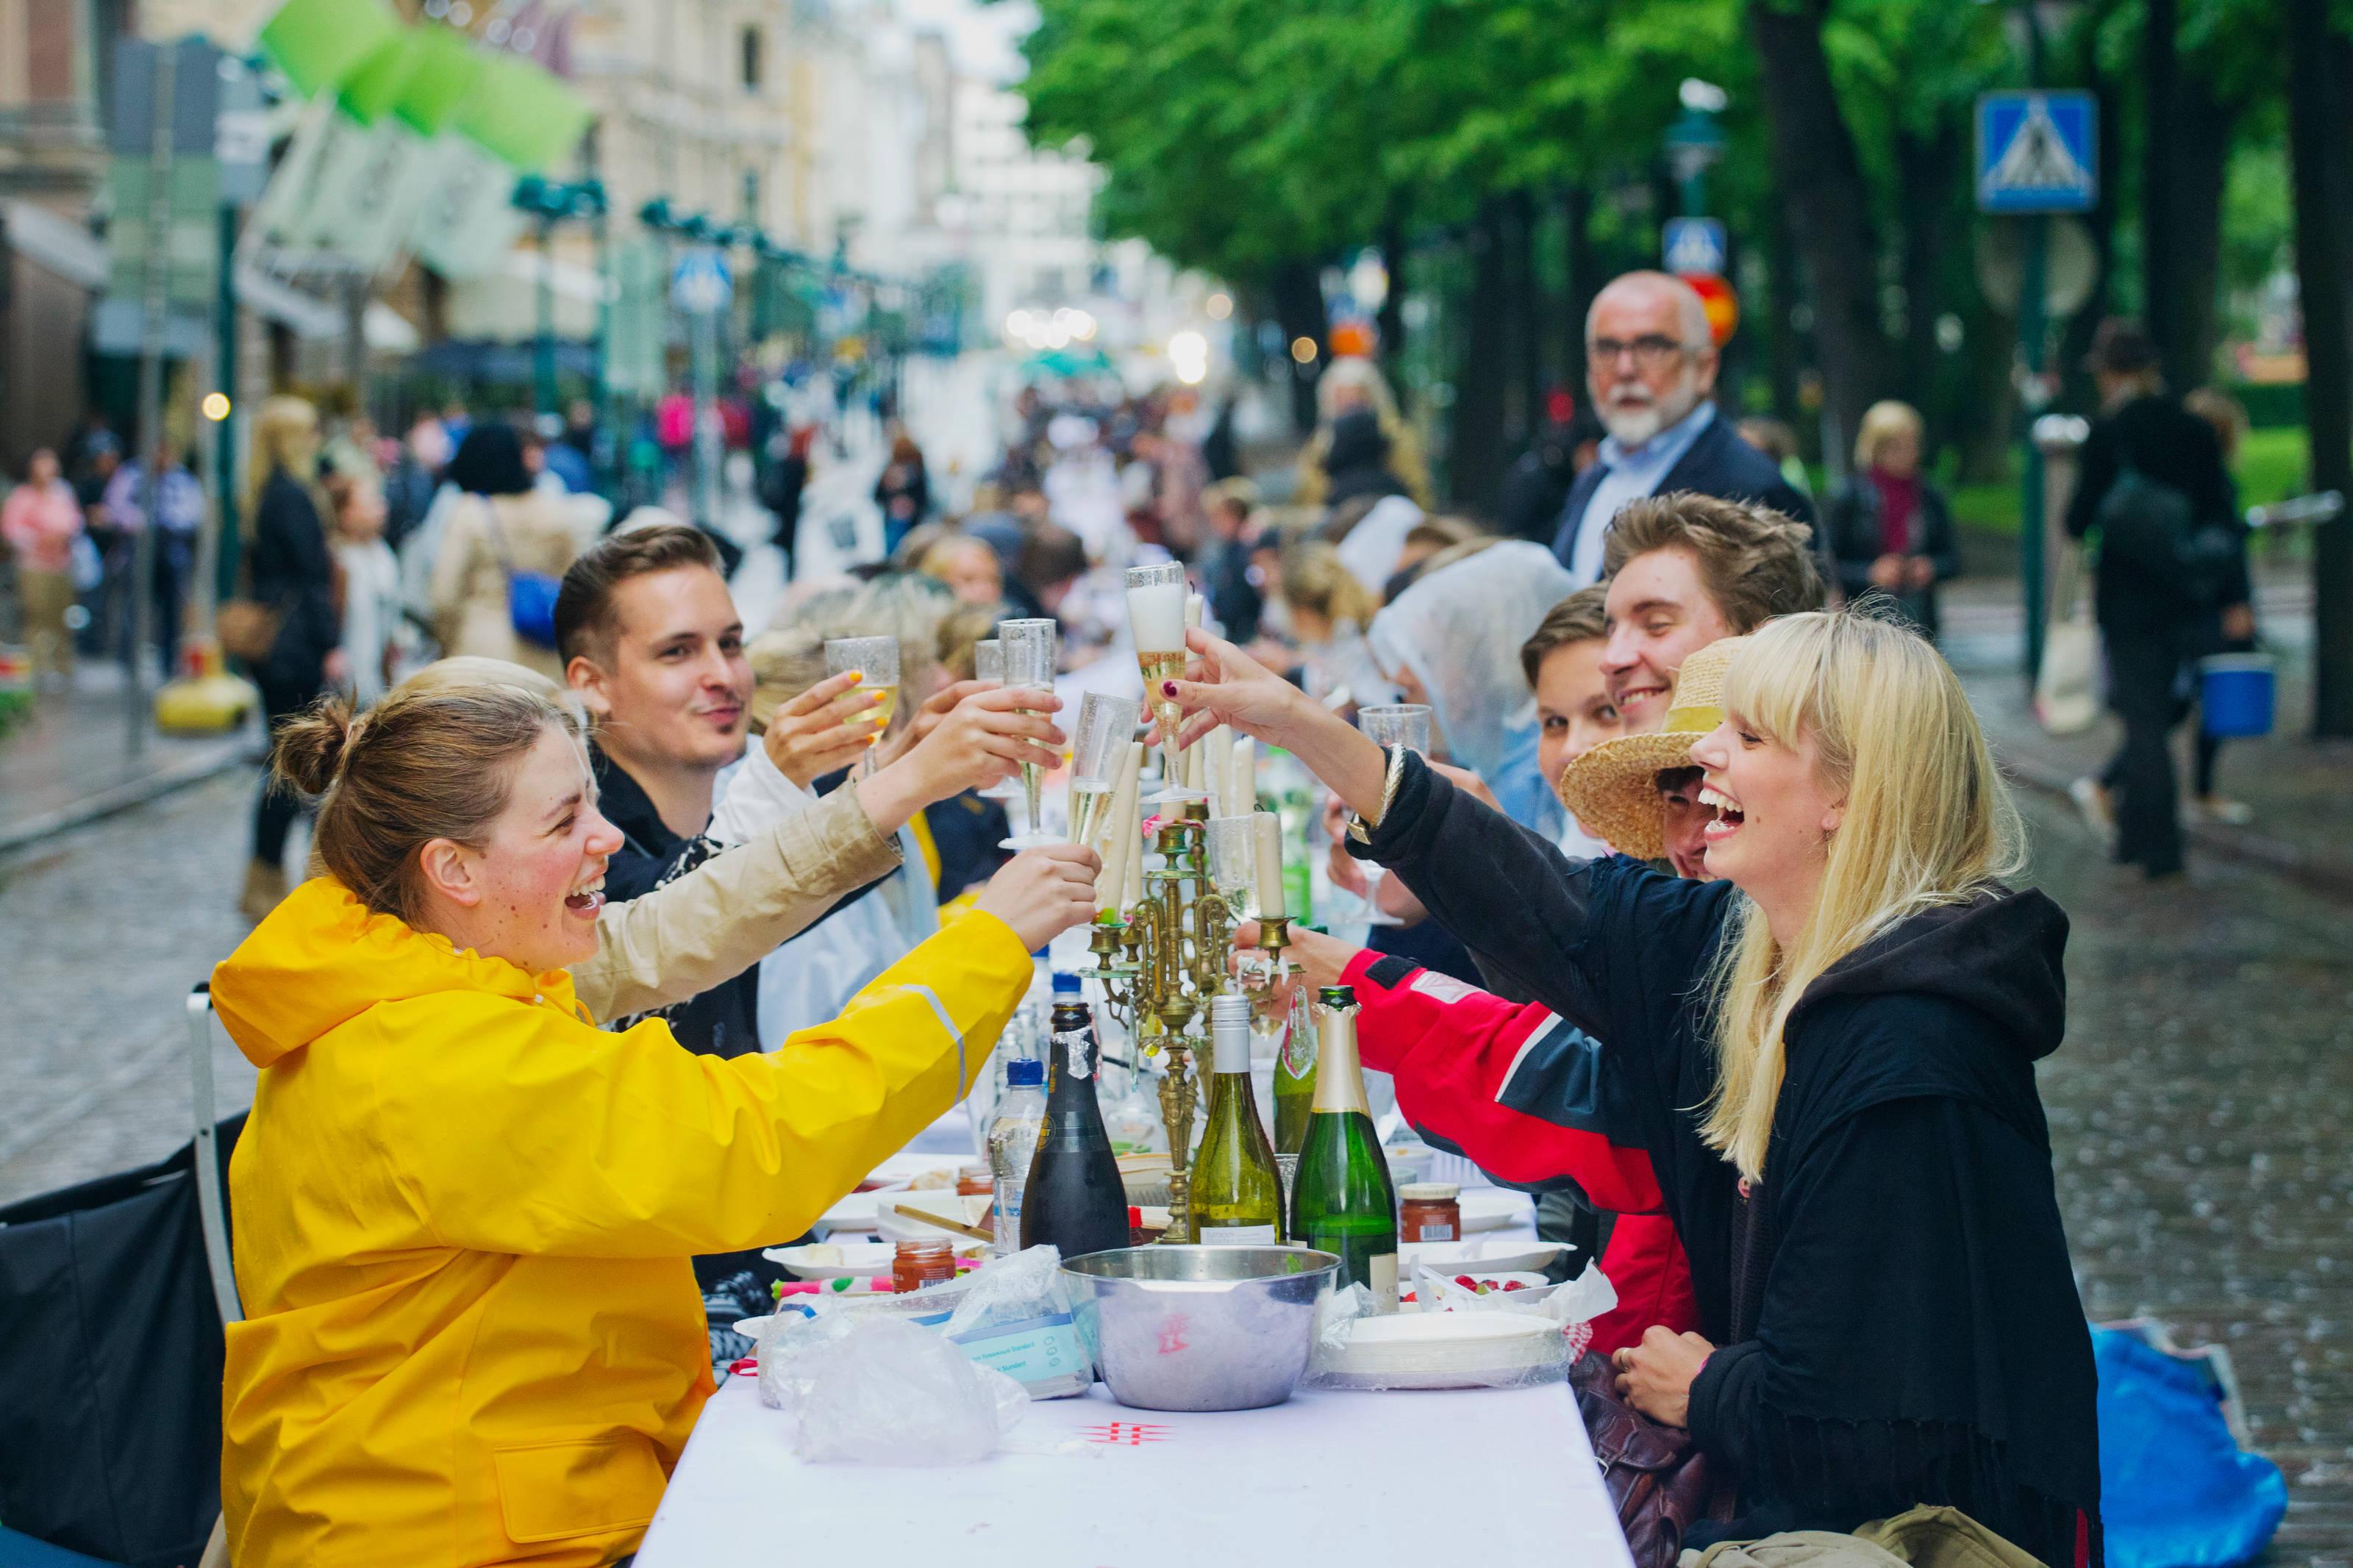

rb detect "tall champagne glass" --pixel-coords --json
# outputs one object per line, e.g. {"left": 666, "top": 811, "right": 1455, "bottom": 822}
{"left": 1352, "top": 703, "right": 1432, "bottom": 927}
{"left": 973, "top": 637, "right": 1019, "bottom": 804}
{"left": 1068, "top": 690, "right": 1143, "bottom": 849}
{"left": 997, "top": 617, "right": 1060, "bottom": 849}
{"left": 823, "top": 635, "right": 899, "bottom": 778}
{"left": 1125, "top": 562, "right": 1203, "bottom": 804}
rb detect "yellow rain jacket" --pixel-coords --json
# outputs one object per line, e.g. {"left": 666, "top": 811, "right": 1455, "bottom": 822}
{"left": 210, "top": 877, "right": 1032, "bottom": 1568}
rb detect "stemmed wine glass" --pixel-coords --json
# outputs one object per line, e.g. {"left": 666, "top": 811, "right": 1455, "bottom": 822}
{"left": 1067, "top": 691, "right": 1143, "bottom": 850}
{"left": 1124, "top": 562, "right": 1203, "bottom": 804}
{"left": 822, "top": 635, "right": 899, "bottom": 779}
{"left": 1352, "top": 703, "right": 1432, "bottom": 926}
{"left": 972, "top": 637, "right": 1021, "bottom": 806}
{"left": 996, "top": 618, "right": 1060, "bottom": 849}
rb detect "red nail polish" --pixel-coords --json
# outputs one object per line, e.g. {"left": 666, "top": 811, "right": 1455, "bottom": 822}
{"left": 1161, "top": 680, "right": 1179, "bottom": 698}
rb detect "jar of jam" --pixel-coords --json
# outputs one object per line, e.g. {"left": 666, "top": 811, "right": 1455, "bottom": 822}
{"left": 892, "top": 1238, "right": 957, "bottom": 1293}
{"left": 955, "top": 1164, "right": 993, "bottom": 1197}
{"left": 1396, "top": 1183, "right": 1462, "bottom": 1243}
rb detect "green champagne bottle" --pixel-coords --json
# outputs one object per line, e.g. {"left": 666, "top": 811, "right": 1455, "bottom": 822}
{"left": 1290, "top": 986, "right": 1398, "bottom": 1308}
{"left": 1192, "top": 995, "right": 1286, "bottom": 1243}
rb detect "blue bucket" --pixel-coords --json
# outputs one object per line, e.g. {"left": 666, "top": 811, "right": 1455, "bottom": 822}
{"left": 2199, "top": 654, "right": 2275, "bottom": 739}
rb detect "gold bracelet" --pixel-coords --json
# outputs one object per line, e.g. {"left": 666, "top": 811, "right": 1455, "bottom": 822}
{"left": 1349, "top": 744, "right": 1407, "bottom": 843}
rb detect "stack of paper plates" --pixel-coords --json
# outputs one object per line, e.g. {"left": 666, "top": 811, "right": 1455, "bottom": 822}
{"left": 1317, "top": 1311, "right": 1565, "bottom": 1390}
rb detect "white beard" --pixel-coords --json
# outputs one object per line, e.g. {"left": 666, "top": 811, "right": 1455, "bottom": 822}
{"left": 1598, "top": 371, "right": 1702, "bottom": 450}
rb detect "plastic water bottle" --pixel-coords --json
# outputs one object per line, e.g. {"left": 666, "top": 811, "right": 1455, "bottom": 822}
{"left": 987, "top": 1058, "right": 1049, "bottom": 1256}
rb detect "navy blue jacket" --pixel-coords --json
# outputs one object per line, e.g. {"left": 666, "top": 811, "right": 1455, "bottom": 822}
{"left": 1551, "top": 415, "right": 1817, "bottom": 573}
{"left": 1353, "top": 753, "right": 2099, "bottom": 1567}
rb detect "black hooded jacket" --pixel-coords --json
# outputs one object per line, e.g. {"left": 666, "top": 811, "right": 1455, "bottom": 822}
{"left": 1353, "top": 753, "right": 2100, "bottom": 1567}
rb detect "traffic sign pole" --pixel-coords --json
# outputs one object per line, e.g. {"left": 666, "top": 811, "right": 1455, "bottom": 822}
{"left": 2021, "top": 211, "right": 2049, "bottom": 682}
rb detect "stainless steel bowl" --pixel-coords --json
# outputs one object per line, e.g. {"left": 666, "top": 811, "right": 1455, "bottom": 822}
{"left": 1060, "top": 1245, "right": 1339, "bottom": 1412}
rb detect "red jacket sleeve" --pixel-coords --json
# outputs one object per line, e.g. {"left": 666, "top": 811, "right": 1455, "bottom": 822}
{"left": 1343, "top": 950, "right": 1665, "bottom": 1215}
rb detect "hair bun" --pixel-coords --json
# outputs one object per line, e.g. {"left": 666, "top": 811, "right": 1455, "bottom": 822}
{"left": 271, "top": 696, "right": 360, "bottom": 797}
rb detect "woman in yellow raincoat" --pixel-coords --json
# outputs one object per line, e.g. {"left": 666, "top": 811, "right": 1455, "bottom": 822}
{"left": 209, "top": 680, "right": 1099, "bottom": 1568}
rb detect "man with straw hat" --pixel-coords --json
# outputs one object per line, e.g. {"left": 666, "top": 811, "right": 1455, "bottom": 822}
{"left": 1559, "top": 637, "right": 1749, "bottom": 878}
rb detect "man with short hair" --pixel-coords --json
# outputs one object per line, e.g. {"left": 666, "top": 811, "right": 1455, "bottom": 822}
{"left": 1596, "top": 490, "right": 1822, "bottom": 733}
{"left": 1552, "top": 271, "right": 1813, "bottom": 588}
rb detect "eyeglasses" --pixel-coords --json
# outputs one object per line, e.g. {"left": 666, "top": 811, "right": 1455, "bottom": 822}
{"left": 1587, "top": 334, "right": 1690, "bottom": 369}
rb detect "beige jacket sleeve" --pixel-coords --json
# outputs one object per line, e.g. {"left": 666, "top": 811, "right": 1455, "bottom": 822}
{"left": 570, "top": 786, "right": 904, "bottom": 1023}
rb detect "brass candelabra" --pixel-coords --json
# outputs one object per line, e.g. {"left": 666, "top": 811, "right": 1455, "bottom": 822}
{"left": 1089, "top": 801, "right": 1299, "bottom": 1244}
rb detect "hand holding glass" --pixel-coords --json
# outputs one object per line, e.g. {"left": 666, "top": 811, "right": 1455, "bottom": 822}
{"left": 1126, "top": 562, "right": 1202, "bottom": 803}
{"left": 973, "top": 638, "right": 1018, "bottom": 802}
{"left": 823, "top": 636, "right": 899, "bottom": 777}
{"left": 997, "top": 618, "right": 1060, "bottom": 849}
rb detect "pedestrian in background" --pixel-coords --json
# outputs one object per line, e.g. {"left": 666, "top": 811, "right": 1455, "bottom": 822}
{"left": 101, "top": 440, "right": 205, "bottom": 681}
{"left": 2064, "top": 318, "right": 2236, "bottom": 881}
{"left": 429, "top": 422, "right": 591, "bottom": 681}
{"left": 1821, "top": 400, "right": 1961, "bottom": 638}
{"left": 2182, "top": 387, "right": 2257, "bottom": 826}
{"left": 325, "top": 473, "right": 404, "bottom": 707}
{"left": 242, "top": 395, "right": 346, "bottom": 923}
{"left": 874, "top": 427, "right": 931, "bottom": 556}
{"left": 1550, "top": 271, "right": 1813, "bottom": 587}
{"left": 2, "top": 448, "right": 85, "bottom": 687}
{"left": 1293, "top": 357, "right": 1433, "bottom": 509}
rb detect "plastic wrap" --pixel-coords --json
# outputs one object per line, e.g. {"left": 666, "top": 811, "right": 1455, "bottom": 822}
{"left": 943, "top": 1245, "right": 1093, "bottom": 1399}
{"left": 1303, "top": 1264, "right": 1617, "bottom": 1391}
{"left": 790, "top": 1318, "right": 1030, "bottom": 1465}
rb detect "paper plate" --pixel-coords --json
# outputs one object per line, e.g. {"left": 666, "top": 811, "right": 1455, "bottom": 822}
{"left": 1318, "top": 1311, "right": 1565, "bottom": 1389}
{"left": 1399, "top": 1238, "right": 1565, "bottom": 1275}
{"left": 1458, "top": 1188, "right": 1529, "bottom": 1233}
{"left": 763, "top": 1240, "right": 901, "bottom": 1279}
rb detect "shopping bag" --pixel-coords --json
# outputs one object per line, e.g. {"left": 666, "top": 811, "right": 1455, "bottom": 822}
{"left": 2035, "top": 544, "right": 2101, "bottom": 735}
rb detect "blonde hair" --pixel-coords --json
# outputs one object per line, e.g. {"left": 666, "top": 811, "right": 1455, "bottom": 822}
{"left": 246, "top": 395, "right": 320, "bottom": 522}
{"left": 1279, "top": 540, "right": 1379, "bottom": 632}
{"left": 1698, "top": 611, "right": 2026, "bottom": 1182}
{"left": 1852, "top": 400, "right": 1924, "bottom": 473}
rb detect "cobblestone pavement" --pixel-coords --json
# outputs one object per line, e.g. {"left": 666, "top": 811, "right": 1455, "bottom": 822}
{"left": 1, "top": 670, "right": 2348, "bottom": 1564}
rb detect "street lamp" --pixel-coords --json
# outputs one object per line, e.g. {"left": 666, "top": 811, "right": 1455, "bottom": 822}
{"left": 511, "top": 175, "right": 607, "bottom": 418}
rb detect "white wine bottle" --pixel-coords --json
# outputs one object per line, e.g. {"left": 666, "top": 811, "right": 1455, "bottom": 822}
{"left": 1191, "top": 995, "right": 1285, "bottom": 1244}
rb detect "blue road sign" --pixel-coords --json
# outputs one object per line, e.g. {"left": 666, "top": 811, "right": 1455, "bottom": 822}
{"left": 1663, "top": 218, "right": 1727, "bottom": 278}
{"left": 671, "top": 248, "right": 733, "bottom": 315}
{"left": 1977, "top": 91, "right": 2097, "bottom": 214}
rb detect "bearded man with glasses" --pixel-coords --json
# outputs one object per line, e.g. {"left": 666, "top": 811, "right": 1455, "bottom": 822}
{"left": 1551, "top": 271, "right": 1815, "bottom": 587}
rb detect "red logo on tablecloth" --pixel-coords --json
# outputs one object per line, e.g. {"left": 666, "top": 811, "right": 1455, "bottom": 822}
{"left": 1080, "top": 1422, "right": 1173, "bottom": 1446}
{"left": 1155, "top": 1317, "right": 1189, "bottom": 1355}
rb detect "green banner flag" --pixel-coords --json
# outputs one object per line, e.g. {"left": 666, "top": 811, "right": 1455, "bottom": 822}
{"left": 257, "top": 0, "right": 402, "bottom": 98}
{"left": 393, "top": 25, "right": 478, "bottom": 137}
{"left": 335, "top": 32, "right": 415, "bottom": 124}
{"left": 454, "top": 53, "right": 591, "bottom": 173}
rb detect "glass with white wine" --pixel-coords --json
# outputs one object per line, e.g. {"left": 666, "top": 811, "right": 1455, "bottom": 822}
{"left": 996, "top": 618, "right": 1060, "bottom": 849}
{"left": 822, "top": 635, "right": 899, "bottom": 778}
{"left": 1067, "top": 690, "right": 1142, "bottom": 850}
{"left": 1124, "top": 561, "right": 1203, "bottom": 804}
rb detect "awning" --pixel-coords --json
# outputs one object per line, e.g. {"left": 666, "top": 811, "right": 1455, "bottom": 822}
{"left": 1, "top": 199, "right": 110, "bottom": 291}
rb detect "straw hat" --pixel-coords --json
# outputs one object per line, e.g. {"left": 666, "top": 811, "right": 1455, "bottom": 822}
{"left": 1557, "top": 637, "right": 1750, "bottom": 860}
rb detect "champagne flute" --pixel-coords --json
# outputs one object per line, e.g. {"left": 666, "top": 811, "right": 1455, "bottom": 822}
{"left": 972, "top": 637, "right": 1020, "bottom": 804}
{"left": 996, "top": 617, "right": 1060, "bottom": 850}
{"left": 1352, "top": 703, "right": 1432, "bottom": 927}
{"left": 823, "top": 635, "right": 899, "bottom": 778}
{"left": 1126, "top": 561, "right": 1203, "bottom": 804}
{"left": 1068, "top": 690, "right": 1143, "bottom": 849}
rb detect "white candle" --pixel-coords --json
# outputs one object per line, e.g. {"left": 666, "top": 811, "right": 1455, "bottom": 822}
{"left": 1094, "top": 741, "right": 1143, "bottom": 912}
{"left": 1122, "top": 784, "right": 1145, "bottom": 912}
{"left": 1185, "top": 592, "right": 1204, "bottom": 631}
{"left": 1204, "top": 724, "right": 1232, "bottom": 817}
{"left": 1126, "top": 582, "right": 1188, "bottom": 653}
{"left": 1254, "top": 809, "right": 1285, "bottom": 920}
{"left": 1232, "top": 737, "right": 1256, "bottom": 813}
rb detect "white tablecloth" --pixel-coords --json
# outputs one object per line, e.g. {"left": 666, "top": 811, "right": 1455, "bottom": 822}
{"left": 638, "top": 1374, "right": 1632, "bottom": 1567}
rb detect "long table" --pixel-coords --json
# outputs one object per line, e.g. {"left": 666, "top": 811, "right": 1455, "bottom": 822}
{"left": 638, "top": 1372, "right": 1632, "bottom": 1566}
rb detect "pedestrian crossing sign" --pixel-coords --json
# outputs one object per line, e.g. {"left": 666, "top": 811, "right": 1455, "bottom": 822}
{"left": 1977, "top": 91, "right": 2097, "bottom": 213}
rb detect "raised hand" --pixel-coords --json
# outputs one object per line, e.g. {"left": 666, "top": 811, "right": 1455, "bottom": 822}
{"left": 764, "top": 669, "right": 886, "bottom": 788}
{"left": 974, "top": 843, "right": 1103, "bottom": 951}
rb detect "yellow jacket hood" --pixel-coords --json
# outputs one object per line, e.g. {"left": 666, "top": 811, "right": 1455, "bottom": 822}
{"left": 213, "top": 877, "right": 581, "bottom": 1068}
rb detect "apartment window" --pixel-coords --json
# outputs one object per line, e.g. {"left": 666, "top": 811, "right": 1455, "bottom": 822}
{"left": 740, "top": 26, "right": 763, "bottom": 91}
